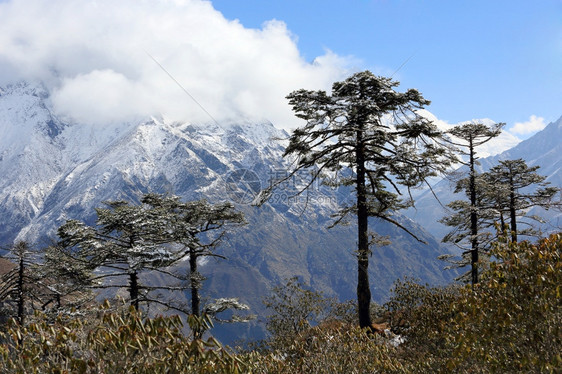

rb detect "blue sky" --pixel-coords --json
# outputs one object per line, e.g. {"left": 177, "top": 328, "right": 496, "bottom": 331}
{"left": 0, "top": 0, "right": 559, "bottom": 139}
{"left": 212, "top": 0, "right": 562, "bottom": 136}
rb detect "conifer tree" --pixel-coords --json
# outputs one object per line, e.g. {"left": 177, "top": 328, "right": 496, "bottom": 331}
{"left": 482, "top": 159, "right": 559, "bottom": 242}
{"left": 259, "top": 71, "right": 453, "bottom": 328}
{"left": 440, "top": 122, "right": 504, "bottom": 285}
{"left": 141, "top": 194, "right": 248, "bottom": 337}
{"left": 0, "top": 241, "right": 41, "bottom": 325}
{"left": 41, "top": 241, "right": 94, "bottom": 312}
{"left": 57, "top": 198, "right": 184, "bottom": 310}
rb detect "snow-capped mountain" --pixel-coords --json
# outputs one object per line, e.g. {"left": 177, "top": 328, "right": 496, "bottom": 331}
{"left": 406, "top": 116, "right": 562, "bottom": 241}
{"left": 0, "top": 82, "right": 286, "bottom": 241}
{"left": 0, "top": 81, "right": 457, "bottom": 343}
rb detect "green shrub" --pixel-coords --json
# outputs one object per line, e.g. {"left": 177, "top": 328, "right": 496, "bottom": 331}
{"left": 387, "top": 233, "right": 562, "bottom": 373}
{"left": 446, "top": 233, "right": 562, "bottom": 373}
{"left": 247, "top": 322, "right": 406, "bottom": 374}
{"left": 0, "top": 304, "right": 249, "bottom": 373}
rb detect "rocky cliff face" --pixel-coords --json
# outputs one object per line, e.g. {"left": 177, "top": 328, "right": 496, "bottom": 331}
{"left": 0, "top": 81, "right": 457, "bottom": 343}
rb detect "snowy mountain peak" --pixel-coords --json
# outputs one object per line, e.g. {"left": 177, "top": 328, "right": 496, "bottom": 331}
{"left": 0, "top": 80, "right": 49, "bottom": 99}
{"left": 0, "top": 82, "right": 293, "bottom": 245}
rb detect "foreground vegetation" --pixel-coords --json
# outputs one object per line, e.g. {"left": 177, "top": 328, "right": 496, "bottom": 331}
{"left": 0, "top": 71, "right": 559, "bottom": 372}
{"left": 0, "top": 233, "right": 559, "bottom": 373}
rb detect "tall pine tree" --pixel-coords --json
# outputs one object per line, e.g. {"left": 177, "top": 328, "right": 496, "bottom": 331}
{"left": 440, "top": 122, "right": 504, "bottom": 285}
{"left": 260, "top": 71, "right": 453, "bottom": 328}
{"left": 141, "top": 194, "right": 247, "bottom": 337}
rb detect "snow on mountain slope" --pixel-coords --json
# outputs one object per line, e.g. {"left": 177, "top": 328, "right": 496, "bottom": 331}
{"left": 0, "top": 80, "right": 290, "bottom": 242}
{"left": 0, "top": 81, "right": 138, "bottom": 243}
{"left": 15, "top": 116, "right": 289, "bottom": 241}
{"left": 485, "top": 116, "right": 562, "bottom": 187}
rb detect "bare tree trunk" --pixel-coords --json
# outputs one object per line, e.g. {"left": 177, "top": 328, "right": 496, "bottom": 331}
{"left": 17, "top": 256, "right": 25, "bottom": 326}
{"left": 189, "top": 249, "right": 203, "bottom": 339}
{"left": 499, "top": 211, "right": 507, "bottom": 238}
{"left": 509, "top": 178, "right": 518, "bottom": 243}
{"left": 189, "top": 249, "right": 200, "bottom": 318}
{"left": 356, "top": 127, "right": 372, "bottom": 328}
{"left": 129, "top": 271, "right": 139, "bottom": 310}
{"left": 469, "top": 137, "right": 479, "bottom": 286}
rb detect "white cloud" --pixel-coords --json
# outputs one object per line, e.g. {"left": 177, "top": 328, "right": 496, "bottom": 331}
{"left": 0, "top": 0, "right": 355, "bottom": 129}
{"left": 510, "top": 115, "right": 547, "bottom": 135}
{"left": 52, "top": 70, "right": 151, "bottom": 125}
